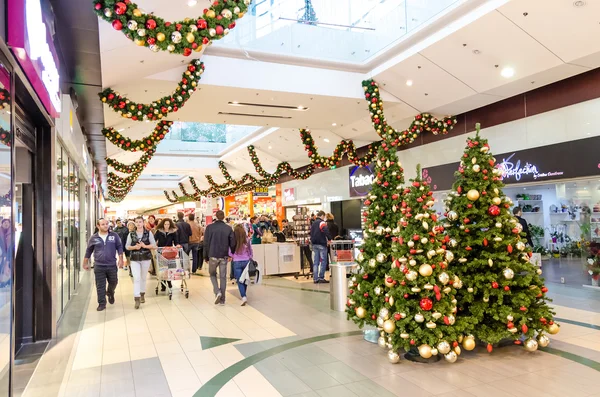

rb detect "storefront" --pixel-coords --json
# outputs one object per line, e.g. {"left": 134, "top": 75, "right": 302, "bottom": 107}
{"left": 224, "top": 187, "right": 277, "bottom": 219}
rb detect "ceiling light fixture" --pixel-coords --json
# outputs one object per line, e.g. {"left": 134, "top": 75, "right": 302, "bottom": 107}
{"left": 406, "top": 80, "right": 413, "bottom": 86}
{"left": 500, "top": 67, "right": 515, "bottom": 78}
{"left": 573, "top": 1, "right": 585, "bottom": 7}
{"left": 324, "top": 138, "right": 330, "bottom": 143}
{"left": 268, "top": 146, "right": 272, "bottom": 149}
{"left": 187, "top": 0, "right": 197, "bottom": 5}
{"left": 332, "top": 123, "right": 337, "bottom": 126}
{"left": 297, "top": 106, "right": 305, "bottom": 110}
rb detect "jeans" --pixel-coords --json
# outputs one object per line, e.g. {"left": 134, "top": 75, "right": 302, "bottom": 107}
{"left": 232, "top": 260, "right": 248, "bottom": 298}
{"left": 130, "top": 260, "right": 150, "bottom": 297}
{"left": 197, "top": 244, "right": 204, "bottom": 270}
{"left": 209, "top": 257, "right": 227, "bottom": 302}
{"left": 189, "top": 243, "right": 199, "bottom": 272}
{"left": 312, "top": 245, "right": 328, "bottom": 281}
{"left": 94, "top": 265, "right": 118, "bottom": 305}
{"left": 181, "top": 243, "right": 190, "bottom": 255}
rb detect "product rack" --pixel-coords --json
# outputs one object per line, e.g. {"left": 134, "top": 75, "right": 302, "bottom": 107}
{"left": 292, "top": 207, "right": 312, "bottom": 279}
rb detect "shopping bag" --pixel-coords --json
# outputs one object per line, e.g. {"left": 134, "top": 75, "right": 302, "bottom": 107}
{"left": 162, "top": 247, "right": 178, "bottom": 260}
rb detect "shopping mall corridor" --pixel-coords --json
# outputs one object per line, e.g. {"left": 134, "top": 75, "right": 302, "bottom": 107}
{"left": 14, "top": 267, "right": 600, "bottom": 397}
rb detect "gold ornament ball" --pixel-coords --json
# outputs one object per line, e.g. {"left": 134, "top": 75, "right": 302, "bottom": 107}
{"left": 537, "top": 334, "right": 550, "bottom": 347}
{"left": 387, "top": 350, "right": 400, "bottom": 364}
{"left": 134, "top": 39, "right": 146, "bottom": 46}
{"left": 437, "top": 341, "right": 451, "bottom": 355}
{"left": 444, "top": 351, "right": 458, "bottom": 363}
{"left": 133, "top": 8, "right": 143, "bottom": 17}
{"left": 156, "top": 32, "right": 166, "bottom": 42}
{"left": 419, "top": 264, "right": 433, "bottom": 277}
{"left": 462, "top": 337, "right": 476, "bottom": 351}
{"left": 524, "top": 338, "right": 538, "bottom": 352}
{"left": 355, "top": 307, "right": 366, "bottom": 319}
{"left": 378, "top": 336, "right": 387, "bottom": 348}
{"left": 206, "top": 10, "right": 216, "bottom": 18}
{"left": 467, "top": 189, "right": 480, "bottom": 201}
{"left": 548, "top": 323, "right": 560, "bottom": 335}
{"left": 492, "top": 197, "right": 501, "bottom": 205}
{"left": 186, "top": 32, "right": 195, "bottom": 43}
{"left": 383, "top": 319, "right": 396, "bottom": 334}
{"left": 418, "top": 344, "right": 432, "bottom": 359}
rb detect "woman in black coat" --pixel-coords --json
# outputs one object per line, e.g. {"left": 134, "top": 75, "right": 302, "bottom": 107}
{"left": 155, "top": 219, "right": 179, "bottom": 290}
{"left": 326, "top": 213, "right": 339, "bottom": 240}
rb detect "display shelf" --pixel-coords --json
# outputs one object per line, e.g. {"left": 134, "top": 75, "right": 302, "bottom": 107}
{"left": 518, "top": 199, "right": 543, "bottom": 203}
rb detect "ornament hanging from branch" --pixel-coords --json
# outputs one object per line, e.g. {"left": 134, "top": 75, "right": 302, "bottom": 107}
{"left": 362, "top": 79, "right": 458, "bottom": 145}
{"left": 99, "top": 60, "right": 204, "bottom": 121}
{"left": 93, "top": 0, "right": 252, "bottom": 56}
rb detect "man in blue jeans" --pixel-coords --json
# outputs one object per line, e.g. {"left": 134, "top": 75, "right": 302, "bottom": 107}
{"left": 310, "top": 211, "right": 331, "bottom": 284}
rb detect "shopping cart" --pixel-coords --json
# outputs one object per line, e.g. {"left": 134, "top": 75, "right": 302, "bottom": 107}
{"left": 329, "top": 240, "right": 356, "bottom": 264}
{"left": 155, "top": 247, "right": 190, "bottom": 300}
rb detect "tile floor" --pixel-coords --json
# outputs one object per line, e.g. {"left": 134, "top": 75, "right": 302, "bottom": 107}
{"left": 20, "top": 263, "right": 600, "bottom": 397}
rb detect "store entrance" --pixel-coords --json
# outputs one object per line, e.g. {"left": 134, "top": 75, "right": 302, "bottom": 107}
{"left": 14, "top": 117, "right": 36, "bottom": 352}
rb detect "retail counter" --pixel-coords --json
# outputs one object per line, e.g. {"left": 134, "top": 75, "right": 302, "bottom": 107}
{"left": 252, "top": 242, "right": 301, "bottom": 276}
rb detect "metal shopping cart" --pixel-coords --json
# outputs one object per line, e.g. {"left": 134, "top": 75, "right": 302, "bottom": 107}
{"left": 155, "top": 247, "right": 190, "bottom": 300}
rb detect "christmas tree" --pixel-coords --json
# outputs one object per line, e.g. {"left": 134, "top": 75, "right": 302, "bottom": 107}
{"left": 347, "top": 142, "right": 405, "bottom": 328}
{"left": 298, "top": 0, "right": 318, "bottom": 25}
{"left": 444, "top": 124, "right": 559, "bottom": 352}
{"left": 380, "top": 165, "right": 463, "bottom": 364}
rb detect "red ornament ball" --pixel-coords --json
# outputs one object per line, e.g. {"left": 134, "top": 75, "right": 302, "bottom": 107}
{"left": 112, "top": 20, "right": 123, "bottom": 30}
{"left": 419, "top": 298, "right": 433, "bottom": 311}
{"left": 487, "top": 205, "right": 501, "bottom": 216}
{"left": 146, "top": 19, "right": 157, "bottom": 30}
{"left": 114, "top": 2, "right": 127, "bottom": 15}
{"left": 215, "top": 25, "right": 224, "bottom": 35}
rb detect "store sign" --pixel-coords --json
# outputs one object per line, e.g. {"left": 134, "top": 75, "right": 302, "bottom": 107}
{"left": 253, "top": 187, "right": 269, "bottom": 197}
{"left": 8, "top": 0, "right": 61, "bottom": 117}
{"left": 422, "top": 136, "right": 600, "bottom": 191}
{"left": 349, "top": 165, "right": 375, "bottom": 197}
{"left": 283, "top": 188, "right": 295, "bottom": 202}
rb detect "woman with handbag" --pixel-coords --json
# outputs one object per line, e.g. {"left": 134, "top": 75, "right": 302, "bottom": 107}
{"left": 230, "top": 224, "right": 253, "bottom": 306}
{"left": 126, "top": 217, "right": 157, "bottom": 309}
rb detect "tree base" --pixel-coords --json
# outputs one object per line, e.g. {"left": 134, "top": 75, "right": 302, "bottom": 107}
{"left": 404, "top": 348, "right": 441, "bottom": 363}
{"left": 476, "top": 338, "right": 515, "bottom": 349}
{"left": 363, "top": 328, "right": 379, "bottom": 344}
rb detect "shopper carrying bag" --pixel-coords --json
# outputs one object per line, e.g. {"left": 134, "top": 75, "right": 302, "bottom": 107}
{"left": 230, "top": 224, "right": 253, "bottom": 306}
{"left": 126, "top": 216, "right": 157, "bottom": 309}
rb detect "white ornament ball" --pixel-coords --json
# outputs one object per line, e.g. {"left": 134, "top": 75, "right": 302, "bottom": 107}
{"left": 171, "top": 31, "right": 182, "bottom": 43}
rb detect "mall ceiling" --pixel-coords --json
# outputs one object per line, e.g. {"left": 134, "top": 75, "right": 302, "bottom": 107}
{"left": 93, "top": 0, "right": 600, "bottom": 203}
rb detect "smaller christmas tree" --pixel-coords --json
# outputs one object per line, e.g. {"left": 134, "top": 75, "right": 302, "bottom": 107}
{"left": 379, "top": 165, "right": 462, "bottom": 364}
{"left": 445, "top": 124, "right": 559, "bottom": 352}
{"left": 347, "top": 142, "right": 405, "bottom": 328}
{"left": 298, "top": 0, "right": 318, "bottom": 25}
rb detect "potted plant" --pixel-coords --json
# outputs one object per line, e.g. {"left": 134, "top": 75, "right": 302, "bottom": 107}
{"left": 586, "top": 242, "right": 600, "bottom": 287}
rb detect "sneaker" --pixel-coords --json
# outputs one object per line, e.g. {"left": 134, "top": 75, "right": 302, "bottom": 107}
{"left": 107, "top": 292, "right": 115, "bottom": 305}
{"left": 218, "top": 302, "right": 225, "bottom": 306}
{"left": 241, "top": 297, "right": 248, "bottom": 306}
{"left": 123, "top": 266, "right": 128, "bottom": 271}
{"left": 97, "top": 304, "right": 106, "bottom": 311}
{"left": 214, "top": 292, "right": 222, "bottom": 304}
{"left": 321, "top": 279, "right": 330, "bottom": 284}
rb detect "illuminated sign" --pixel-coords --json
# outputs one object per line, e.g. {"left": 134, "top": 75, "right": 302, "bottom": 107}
{"left": 497, "top": 153, "right": 563, "bottom": 181}
{"left": 253, "top": 187, "right": 269, "bottom": 197}
{"left": 8, "top": 0, "right": 61, "bottom": 117}
{"left": 349, "top": 165, "right": 375, "bottom": 197}
{"left": 283, "top": 188, "right": 295, "bottom": 202}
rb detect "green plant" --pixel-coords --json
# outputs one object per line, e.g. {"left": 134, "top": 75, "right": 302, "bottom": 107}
{"left": 530, "top": 225, "right": 544, "bottom": 246}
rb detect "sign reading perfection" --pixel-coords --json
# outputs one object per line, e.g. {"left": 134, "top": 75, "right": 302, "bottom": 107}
{"left": 8, "top": 0, "right": 61, "bottom": 117}
{"left": 422, "top": 136, "right": 600, "bottom": 191}
{"left": 349, "top": 165, "right": 375, "bottom": 197}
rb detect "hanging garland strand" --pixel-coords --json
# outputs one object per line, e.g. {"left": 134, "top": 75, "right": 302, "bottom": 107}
{"left": 102, "top": 120, "right": 173, "bottom": 151}
{"left": 247, "top": 146, "right": 315, "bottom": 180}
{"left": 363, "top": 79, "right": 457, "bottom": 145}
{"left": 298, "top": 131, "right": 379, "bottom": 169}
{"left": 93, "top": 0, "right": 252, "bottom": 56}
{"left": 99, "top": 60, "right": 204, "bottom": 121}
{"left": 106, "top": 147, "right": 156, "bottom": 174}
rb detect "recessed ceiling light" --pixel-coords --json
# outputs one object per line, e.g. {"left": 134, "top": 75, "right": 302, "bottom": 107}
{"left": 501, "top": 67, "right": 515, "bottom": 78}
{"left": 268, "top": 146, "right": 272, "bottom": 149}
{"left": 573, "top": 1, "right": 585, "bottom": 7}
{"left": 231, "top": 101, "right": 239, "bottom": 105}
{"left": 187, "top": 0, "right": 197, "bottom": 6}
{"left": 297, "top": 105, "right": 306, "bottom": 110}
{"left": 332, "top": 123, "right": 337, "bottom": 126}
{"left": 324, "top": 138, "right": 330, "bottom": 143}
{"left": 406, "top": 80, "right": 413, "bottom": 86}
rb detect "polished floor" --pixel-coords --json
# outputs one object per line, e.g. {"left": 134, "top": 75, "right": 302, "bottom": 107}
{"left": 20, "top": 262, "right": 600, "bottom": 397}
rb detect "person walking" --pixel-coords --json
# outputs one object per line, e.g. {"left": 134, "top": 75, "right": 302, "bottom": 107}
{"left": 155, "top": 218, "right": 179, "bottom": 291}
{"left": 176, "top": 212, "right": 192, "bottom": 255}
{"left": 114, "top": 219, "right": 129, "bottom": 270}
{"left": 145, "top": 215, "right": 157, "bottom": 232}
{"left": 310, "top": 211, "right": 331, "bottom": 284}
{"left": 83, "top": 219, "right": 124, "bottom": 311}
{"left": 187, "top": 214, "right": 203, "bottom": 274}
{"left": 124, "top": 221, "right": 136, "bottom": 272}
{"left": 230, "top": 224, "right": 253, "bottom": 306}
{"left": 203, "top": 210, "right": 235, "bottom": 305}
{"left": 126, "top": 216, "right": 157, "bottom": 309}
{"left": 513, "top": 207, "right": 534, "bottom": 246}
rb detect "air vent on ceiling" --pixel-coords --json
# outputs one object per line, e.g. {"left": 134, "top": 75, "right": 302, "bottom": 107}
{"left": 228, "top": 102, "right": 308, "bottom": 111}
{"left": 218, "top": 112, "right": 292, "bottom": 119}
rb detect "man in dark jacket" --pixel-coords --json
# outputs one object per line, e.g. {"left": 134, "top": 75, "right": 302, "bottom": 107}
{"left": 203, "top": 210, "right": 235, "bottom": 305}
{"left": 83, "top": 218, "right": 124, "bottom": 311}
{"left": 114, "top": 219, "right": 129, "bottom": 269}
{"left": 513, "top": 207, "right": 534, "bottom": 246}
{"left": 310, "top": 211, "right": 331, "bottom": 284}
{"left": 176, "top": 212, "right": 193, "bottom": 255}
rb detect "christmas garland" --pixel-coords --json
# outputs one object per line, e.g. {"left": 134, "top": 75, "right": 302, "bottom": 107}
{"left": 106, "top": 147, "right": 156, "bottom": 174}
{"left": 93, "top": 0, "right": 252, "bottom": 56}
{"left": 0, "top": 127, "right": 10, "bottom": 147}
{"left": 102, "top": 120, "right": 173, "bottom": 151}
{"left": 0, "top": 88, "right": 10, "bottom": 110}
{"left": 247, "top": 145, "right": 315, "bottom": 179}
{"left": 362, "top": 79, "right": 457, "bottom": 145}
{"left": 99, "top": 60, "right": 204, "bottom": 121}
{"left": 298, "top": 130, "right": 379, "bottom": 169}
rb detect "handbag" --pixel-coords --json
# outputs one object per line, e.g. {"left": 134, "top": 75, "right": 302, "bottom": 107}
{"left": 248, "top": 259, "right": 258, "bottom": 277}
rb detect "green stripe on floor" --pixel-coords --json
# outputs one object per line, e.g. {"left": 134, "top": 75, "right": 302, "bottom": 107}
{"left": 554, "top": 317, "right": 600, "bottom": 331}
{"left": 541, "top": 346, "right": 600, "bottom": 371}
{"left": 193, "top": 331, "right": 362, "bottom": 397}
